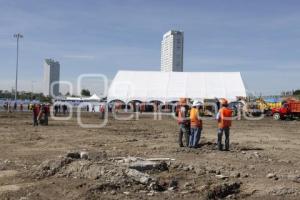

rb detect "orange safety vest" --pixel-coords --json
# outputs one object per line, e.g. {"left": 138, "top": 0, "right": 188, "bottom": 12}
{"left": 190, "top": 108, "right": 202, "bottom": 128}
{"left": 218, "top": 107, "right": 232, "bottom": 128}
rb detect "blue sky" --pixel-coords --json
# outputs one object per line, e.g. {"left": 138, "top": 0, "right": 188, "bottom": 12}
{"left": 0, "top": 0, "right": 300, "bottom": 95}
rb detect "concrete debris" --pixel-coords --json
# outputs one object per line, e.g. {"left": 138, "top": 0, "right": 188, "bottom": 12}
{"left": 116, "top": 156, "right": 175, "bottom": 164}
{"left": 147, "top": 191, "right": 155, "bottom": 196}
{"left": 148, "top": 181, "right": 165, "bottom": 192}
{"left": 80, "top": 151, "right": 89, "bottom": 160}
{"left": 183, "top": 182, "right": 193, "bottom": 188}
{"left": 146, "top": 158, "right": 175, "bottom": 161}
{"left": 243, "top": 174, "right": 249, "bottom": 178}
{"left": 253, "top": 151, "right": 260, "bottom": 158}
{"left": 125, "top": 169, "right": 152, "bottom": 184}
{"left": 267, "top": 173, "right": 276, "bottom": 179}
{"left": 128, "top": 160, "right": 168, "bottom": 172}
{"left": 216, "top": 174, "right": 229, "bottom": 180}
{"left": 182, "top": 166, "right": 190, "bottom": 171}
{"left": 230, "top": 172, "right": 241, "bottom": 178}
{"left": 110, "top": 190, "right": 116, "bottom": 195}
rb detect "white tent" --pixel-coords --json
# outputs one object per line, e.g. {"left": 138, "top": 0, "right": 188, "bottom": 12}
{"left": 65, "top": 94, "right": 100, "bottom": 101}
{"left": 107, "top": 71, "right": 246, "bottom": 103}
{"left": 86, "top": 93, "right": 101, "bottom": 101}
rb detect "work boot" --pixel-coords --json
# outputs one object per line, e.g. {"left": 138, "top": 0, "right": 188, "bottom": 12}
{"left": 218, "top": 144, "right": 223, "bottom": 151}
{"left": 225, "top": 144, "right": 229, "bottom": 151}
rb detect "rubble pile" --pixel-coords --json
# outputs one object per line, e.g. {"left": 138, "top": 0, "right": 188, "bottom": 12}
{"left": 30, "top": 150, "right": 244, "bottom": 198}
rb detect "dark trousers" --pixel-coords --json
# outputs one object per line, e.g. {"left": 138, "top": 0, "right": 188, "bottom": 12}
{"left": 179, "top": 124, "right": 190, "bottom": 147}
{"left": 33, "top": 115, "right": 38, "bottom": 126}
{"left": 217, "top": 127, "right": 230, "bottom": 150}
{"left": 100, "top": 112, "right": 105, "bottom": 119}
{"left": 44, "top": 114, "right": 48, "bottom": 125}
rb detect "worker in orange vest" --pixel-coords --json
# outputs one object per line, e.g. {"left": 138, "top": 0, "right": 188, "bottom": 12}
{"left": 189, "top": 100, "right": 203, "bottom": 148}
{"left": 177, "top": 98, "right": 190, "bottom": 147}
{"left": 216, "top": 98, "right": 233, "bottom": 151}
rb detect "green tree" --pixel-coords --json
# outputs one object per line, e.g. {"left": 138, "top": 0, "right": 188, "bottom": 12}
{"left": 293, "top": 90, "right": 300, "bottom": 96}
{"left": 81, "top": 89, "right": 91, "bottom": 97}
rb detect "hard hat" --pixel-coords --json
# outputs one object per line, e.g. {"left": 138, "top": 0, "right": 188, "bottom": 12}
{"left": 192, "top": 100, "right": 203, "bottom": 107}
{"left": 219, "top": 98, "right": 228, "bottom": 106}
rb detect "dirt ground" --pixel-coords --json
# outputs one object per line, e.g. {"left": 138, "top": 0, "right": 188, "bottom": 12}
{"left": 0, "top": 111, "right": 299, "bottom": 200}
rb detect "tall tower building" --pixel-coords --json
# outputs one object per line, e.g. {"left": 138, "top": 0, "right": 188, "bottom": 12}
{"left": 43, "top": 59, "right": 60, "bottom": 97}
{"left": 160, "top": 30, "right": 184, "bottom": 72}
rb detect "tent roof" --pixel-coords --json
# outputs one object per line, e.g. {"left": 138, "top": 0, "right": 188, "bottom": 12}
{"left": 65, "top": 94, "right": 100, "bottom": 101}
{"left": 107, "top": 71, "right": 246, "bottom": 103}
{"left": 86, "top": 93, "right": 100, "bottom": 100}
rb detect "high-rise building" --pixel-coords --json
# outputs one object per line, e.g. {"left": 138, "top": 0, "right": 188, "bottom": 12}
{"left": 43, "top": 59, "right": 60, "bottom": 97}
{"left": 160, "top": 30, "right": 184, "bottom": 72}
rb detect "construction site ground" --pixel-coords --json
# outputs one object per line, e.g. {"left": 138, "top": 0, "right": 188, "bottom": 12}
{"left": 0, "top": 112, "right": 299, "bottom": 199}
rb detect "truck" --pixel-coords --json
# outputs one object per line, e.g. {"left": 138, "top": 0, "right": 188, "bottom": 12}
{"left": 272, "top": 100, "right": 300, "bottom": 120}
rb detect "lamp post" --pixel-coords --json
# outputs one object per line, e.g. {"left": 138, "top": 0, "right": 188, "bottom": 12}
{"left": 13, "top": 33, "right": 23, "bottom": 101}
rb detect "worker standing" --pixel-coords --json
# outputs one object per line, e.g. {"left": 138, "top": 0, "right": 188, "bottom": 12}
{"left": 43, "top": 104, "right": 50, "bottom": 125}
{"left": 99, "top": 103, "right": 105, "bottom": 119}
{"left": 177, "top": 98, "right": 190, "bottom": 147}
{"left": 32, "top": 104, "right": 39, "bottom": 126}
{"left": 7, "top": 103, "right": 11, "bottom": 113}
{"left": 216, "top": 98, "right": 233, "bottom": 151}
{"left": 54, "top": 104, "right": 58, "bottom": 116}
{"left": 189, "top": 100, "right": 203, "bottom": 148}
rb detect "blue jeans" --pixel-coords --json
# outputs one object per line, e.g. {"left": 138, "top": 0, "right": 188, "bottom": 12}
{"left": 189, "top": 127, "right": 202, "bottom": 148}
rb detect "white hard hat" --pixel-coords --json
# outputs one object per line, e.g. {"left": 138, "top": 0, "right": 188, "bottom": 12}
{"left": 192, "top": 100, "right": 203, "bottom": 107}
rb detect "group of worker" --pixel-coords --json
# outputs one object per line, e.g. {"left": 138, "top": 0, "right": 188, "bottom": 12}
{"left": 54, "top": 104, "right": 68, "bottom": 116}
{"left": 32, "top": 104, "right": 50, "bottom": 126}
{"left": 177, "top": 98, "right": 232, "bottom": 151}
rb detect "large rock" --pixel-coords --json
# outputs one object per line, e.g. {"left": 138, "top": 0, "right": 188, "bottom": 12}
{"left": 128, "top": 161, "right": 168, "bottom": 172}
{"left": 125, "top": 169, "right": 152, "bottom": 184}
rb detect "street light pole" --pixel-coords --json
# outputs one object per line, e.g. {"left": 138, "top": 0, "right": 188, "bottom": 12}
{"left": 13, "top": 33, "right": 23, "bottom": 101}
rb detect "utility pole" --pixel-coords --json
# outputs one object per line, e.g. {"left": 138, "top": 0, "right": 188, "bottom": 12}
{"left": 13, "top": 33, "right": 23, "bottom": 101}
